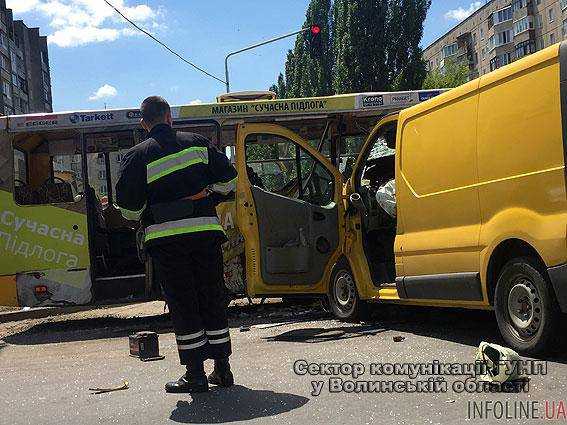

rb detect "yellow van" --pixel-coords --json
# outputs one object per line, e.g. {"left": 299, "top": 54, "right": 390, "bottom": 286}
{"left": 239, "top": 42, "right": 566, "bottom": 354}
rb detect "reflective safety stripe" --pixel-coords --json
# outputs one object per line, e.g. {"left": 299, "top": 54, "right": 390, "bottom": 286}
{"left": 144, "top": 216, "right": 225, "bottom": 242}
{"left": 206, "top": 328, "right": 229, "bottom": 336}
{"left": 176, "top": 330, "right": 205, "bottom": 341}
{"left": 209, "top": 336, "right": 230, "bottom": 345}
{"left": 211, "top": 177, "right": 237, "bottom": 195}
{"left": 177, "top": 339, "right": 208, "bottom": 350}
{"left": 118, "top": 203, "right": 146, "bottom": 221}
{"left": 147, "top": 146, "right": 208, "bottom": 184}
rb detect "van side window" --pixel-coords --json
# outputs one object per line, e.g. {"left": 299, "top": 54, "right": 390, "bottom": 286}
{"left": 13, "top": 137, "right": 83, "bottom": 206}
{"left": 245, "top": 133, "right": 334, "bottom": 207}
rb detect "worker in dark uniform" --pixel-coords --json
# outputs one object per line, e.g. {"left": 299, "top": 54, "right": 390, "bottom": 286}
{"left": 115, "top": 96, "right": 237, "bottom": 393}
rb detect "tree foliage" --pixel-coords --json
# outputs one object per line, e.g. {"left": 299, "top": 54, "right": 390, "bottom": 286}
{"left": 271, "top": 0, "right": 431, "bottom": 97}
{"left": 422, "top": 60, "right": 469, "bottom": 89}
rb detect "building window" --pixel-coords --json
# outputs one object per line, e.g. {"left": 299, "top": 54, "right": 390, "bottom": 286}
{"left": 550, "top": 32, "right": 556, "bottom": 45}
{"left": 549, "top": 8, "right": 555, "bottom": 24}
{"left": 488, "top": 30, "right": 513, "bottom": 51}
{"left": 490, "top": 52, "right": 513, "bottom": 71}
{"left": 563, "top": 19, "right": 567, "bottom": 38}
{"left": 18, "top": 77, "right": 27, "bottom": 94}
{"left": 0, "top": 54, "right": 8, "bottom": 71}
{"left": 40, "top": 51, "right": 48, "bottom": 68}
{"left": 514, "top": 16, "right": 534, "bottom": 35}
{"left": 0, "top": 34, "right": 7, "bottom": 50}
{"left": 537, "top": 15, "right": 543, "bottom": 29}
{"left": 515, "top": 40, "right": 536, "bottom": 58}
{"left": 494, "top": 7, "right": 513, "bottom": 25}
{"left": 98, "top": 170, "right": 106, "bottom": 179}
{"left": 512, "top": 0, "right": 528, "bottom": 12}
{"left": 442, "top": 43, "right": 458, "bottom": 58}
{"left": 480, "top": 28, "right": 484, "bottom": 40}
{"left": 473, "top": 32, "right": 477, "bottom": 45}
{"left": 3, "top": 80, "right": 11, "bottom": 99}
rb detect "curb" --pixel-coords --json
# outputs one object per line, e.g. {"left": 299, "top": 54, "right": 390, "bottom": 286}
{"left": 0, "top": 306, "right": 89, "bottom": 324}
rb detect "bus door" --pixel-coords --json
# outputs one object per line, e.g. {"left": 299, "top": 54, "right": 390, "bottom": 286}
{"left": 1, "top": 130, "right": 92, "bottom": 306}
{"left": 235, "top": 123, "right": 344, "bottom": 297}
{"left": 83, "top": 130, "right": 147, "bottom": 301}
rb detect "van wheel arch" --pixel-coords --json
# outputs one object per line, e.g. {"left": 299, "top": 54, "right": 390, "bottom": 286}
{"left": 486, "top": 239, "right": 546, "bottom": 306}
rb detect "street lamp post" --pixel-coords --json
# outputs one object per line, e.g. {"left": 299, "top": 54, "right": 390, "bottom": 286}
{"left": 224, "top": 26, "right": 318, "bottom": 93}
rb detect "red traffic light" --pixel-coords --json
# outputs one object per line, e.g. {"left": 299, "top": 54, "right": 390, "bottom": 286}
{"left": 311, "top": 25, "right": 321, "bottom": 35}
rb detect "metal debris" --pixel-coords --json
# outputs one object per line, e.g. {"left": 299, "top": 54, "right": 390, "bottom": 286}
{"left": 89, "top": 380, "right": 129, "bottom": 395}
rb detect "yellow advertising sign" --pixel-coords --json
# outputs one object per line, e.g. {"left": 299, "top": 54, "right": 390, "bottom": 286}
{"left": 179, "top": 95, "right": 357, "bottom": 119}
{"left": 0, "top": 190, "right": 90, "bottom": 275}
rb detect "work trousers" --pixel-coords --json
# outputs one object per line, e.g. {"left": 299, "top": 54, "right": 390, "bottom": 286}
{"left": 149, "top": 233, "right": 231, "bottom": 365}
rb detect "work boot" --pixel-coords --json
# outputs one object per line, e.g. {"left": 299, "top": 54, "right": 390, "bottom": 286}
{"left": 208, "top": 358, "right": 234, "bottom": 387}
{"left": 165, "top": 363, "right": 208, "bottom": 393}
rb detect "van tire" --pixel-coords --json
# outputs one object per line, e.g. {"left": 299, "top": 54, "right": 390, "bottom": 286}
{"left": 328, "top": 266, "right": 366, "bottom": 321}
{"left": 494, "top": 257, "right": 561, "bottom": 355}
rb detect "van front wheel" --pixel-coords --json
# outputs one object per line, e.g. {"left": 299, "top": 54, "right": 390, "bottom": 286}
{"left": 494, "top": 257, "right": 560, "bottom": 355}
{"left": 328, "top": 267, "right": 365, "bottom": 321}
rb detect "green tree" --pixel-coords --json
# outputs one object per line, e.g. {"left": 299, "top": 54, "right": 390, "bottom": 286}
{"left": 387, "top": 0, "right": 430, "bottom": 91}
{"left": 269, "top": 73, "right": 286, "bottom": 97}
{"left": 273, "top": 0, "right": 333, "bottom": 98}
{"left": 271, "top": 0, "right": 431, "bottom": 96}
{"left": 422, "top": 60, "right": 470, "bottom": 89}
{"left": 332, "top": 0, "right": 390, "bottom": 93}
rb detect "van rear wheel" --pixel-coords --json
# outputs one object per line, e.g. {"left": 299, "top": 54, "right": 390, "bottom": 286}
{"left": 328, "top": 267, "right": 365, "bottom": 321}
{"left": 494, "top": 257, "right": 560, "bottom": 355}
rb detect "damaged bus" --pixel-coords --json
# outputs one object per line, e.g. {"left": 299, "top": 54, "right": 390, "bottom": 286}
{"left": 0, "top": 88, "right": 441, "bottom": 308}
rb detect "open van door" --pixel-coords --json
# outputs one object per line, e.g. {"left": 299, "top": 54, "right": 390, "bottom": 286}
{"left": 235, "top": 123, "right": 344, "bottom": 297}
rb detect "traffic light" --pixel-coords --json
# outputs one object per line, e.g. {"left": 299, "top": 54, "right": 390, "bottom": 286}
{"left": 306, "top": 24, "right": 323, "bottom": 58}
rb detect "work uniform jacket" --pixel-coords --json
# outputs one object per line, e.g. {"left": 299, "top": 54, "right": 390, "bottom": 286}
{"left": 115, "top": 124, "right": 237, "bottom": 245}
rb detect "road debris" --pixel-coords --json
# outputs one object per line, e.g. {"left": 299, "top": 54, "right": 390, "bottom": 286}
{"left": 129, "top": 331, "right": 165, "bottom": 361}
{"left": 89, "top": 380, "right": 129, "bottom": 395}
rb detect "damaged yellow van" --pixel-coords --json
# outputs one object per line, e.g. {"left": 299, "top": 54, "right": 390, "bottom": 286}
{"left": 238, "top": 42, "right": 567, "bottom": 354}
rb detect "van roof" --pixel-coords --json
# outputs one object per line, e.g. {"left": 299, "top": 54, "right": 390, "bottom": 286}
{"left": 1, "top": 90, "right": 446, "bottom": 133}
{"left": 401, "top": 42, "right": 563, "bottom": 120}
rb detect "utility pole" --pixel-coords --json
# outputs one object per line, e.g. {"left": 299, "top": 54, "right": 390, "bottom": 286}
{"left": 224, "top": 25, "right": 320, "bottom": 93}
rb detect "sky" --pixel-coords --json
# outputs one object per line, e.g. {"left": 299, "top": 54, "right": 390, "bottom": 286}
{"left": 7, "top": 0, "right": 489, "bottom": 112}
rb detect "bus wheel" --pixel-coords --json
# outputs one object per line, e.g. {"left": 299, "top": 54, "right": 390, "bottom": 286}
{"left": 494, "top": 257, "right": 560, "bottom": 355}
{"left": 328, "top": 267, "right": 363, "bottom": 321}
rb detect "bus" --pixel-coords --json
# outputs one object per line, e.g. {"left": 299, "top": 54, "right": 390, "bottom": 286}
{"left": 0, "top": 89, "right": 443, "bottom": 308}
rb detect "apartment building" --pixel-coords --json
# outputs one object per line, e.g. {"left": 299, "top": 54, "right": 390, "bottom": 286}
{"left": 0, "top": 0, "right": 52, "bottom": 115}
{"left": 424, "top": 0, "right": 567, "bottom": 79}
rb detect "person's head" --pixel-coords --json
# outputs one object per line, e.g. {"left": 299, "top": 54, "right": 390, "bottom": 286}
{"left": 140, "top": 96, "right": 172, "bottom": 132}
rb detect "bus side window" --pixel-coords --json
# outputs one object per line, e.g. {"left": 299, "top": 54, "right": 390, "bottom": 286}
{"left": 13, "top": 137, "right": 83, "bottom": 206}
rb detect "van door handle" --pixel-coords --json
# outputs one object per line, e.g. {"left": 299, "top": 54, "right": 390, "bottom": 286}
{"left": 313, "top": 211, "right": 325, "bottom": 221}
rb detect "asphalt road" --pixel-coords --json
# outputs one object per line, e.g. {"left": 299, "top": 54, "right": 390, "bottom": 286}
{"left": 1, "top": 301, "right": 566, "bottom": 425}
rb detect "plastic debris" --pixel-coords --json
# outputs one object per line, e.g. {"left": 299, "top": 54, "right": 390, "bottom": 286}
{"left": 475, "top": 341, "right": 523, "bottom": 383}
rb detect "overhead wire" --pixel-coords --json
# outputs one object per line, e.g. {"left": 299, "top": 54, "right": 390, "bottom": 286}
{"left": 103, "top": 0, "right": 226, "bottom": 85}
